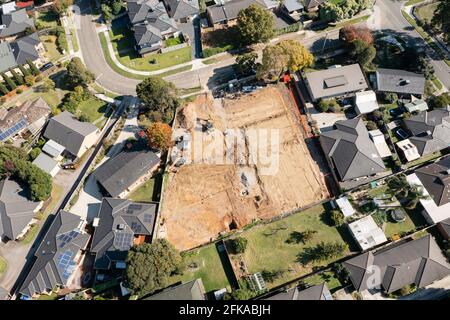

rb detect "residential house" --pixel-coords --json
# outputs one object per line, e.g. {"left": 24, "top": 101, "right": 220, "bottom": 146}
{"left": 355, "top": 90, "right": 379, "bottom": 115}
{"left": 320, "top": 118, "right": 386, "bottom": 183}
{"left": 32, "top": 152, "right": 60, "bottom": 177}
{"left": 93, "top": 148, "right": 160, "bottom": 198}
{"left": 0, "top": 179, "right": 42, "bottom": 241}
{"left": 1, "top": 2, "right": 17, "bottom": 15}
{"left": 42, "top": 139, "right": 65, "bottom": 161}
{"left": 303, "top": 0, "right": 326, "bottom": 12}
{"left": 127, "top": 0, "right": 181, "bottom": 55}
{"left": 404, "top": 99, "right": 428, "bottom": 113}
{"left": 303, "top": 64, "right": 368, "bottom": 102}
{"left": 90, "top": 198, "right": 158, "bottom": 270}
{"left": 163, "top": 0, "right": 199, "bottom": 22}
{"left": 0, "top": 33, "right": 44, "bottom": 73}
{"left": 0, "top": 97, "right": 51, "bottom": 141}
{"left": 369, "top": 129, "right": 392, "bottom": 159}
{"left": 280, "top": 0, "right": 303, "bottom": 22}
{"left": 403, "top": 108, "right": 450, "bottom": 157}
{"left": 143, "top": 278, "right": 206, "bottom": 300}
{"left": 406, "top": 157, "right": 450, "bottom": 224}
{"left": 18, "top": 211, "right": 90, "bottom": 298}
{"left": 264, "top": 283, "right": 333, "bottom": 300}
{"left": 343, "top": 234, "right": 450, "bottom": 293}
{"left": 437, "top": 218, "right": 450, "bottom": 240}
{"left": 15, "top": 1, "right": 35, "bottom": 12}
{"left": 375, "top": 68, "right": 426, "bottom": 99}
{"left": 347, "top": 215, "right": 387, "bottom": 251}
{"left": 0, "top": 8, "right": 34, "bottom": 40}
{"left": 43, "top": 111, "right": 99, "bottom": 159}
{"left": 206, "top": 0, "right": 274, "bottom": 27}
{"left": 396, "top": 139, "right": 420, "bottom": 162}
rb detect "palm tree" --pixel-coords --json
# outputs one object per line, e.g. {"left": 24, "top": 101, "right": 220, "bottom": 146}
{"left": 405, "top": 185, "right": 430, "bottom": 210}
{"left": 387, "top": 174, "right": 410, "bottom": 198}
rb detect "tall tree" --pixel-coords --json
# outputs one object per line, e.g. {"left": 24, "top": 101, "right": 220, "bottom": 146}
{"left": 136, "top": 77, "right": 179, "bottom": 124}
{"left": 432, "top": 0, "right": 450, "bottom": 43}
{"left": 257, "top": 41, "right": 313, "bottom": 80}
{"left": 235, "top": 52, "right": 258, "bottom": 75}
{"left": 349, "top": 39, "right": 376, "bottom": 67}
{"left": 387, "top": 174, "right": 409, "bottom": 198}
{"left": 9, "top": 68, "right": 24, "bottom": 85}
{"left": 1, "top": 72, "right": 17, "bottom": 91}
{"left": 27, "top": 59, "right": 41, "bottom": 76}
{"left": 146, "top": 122, "right": 173, "bottom": 151}
{"left": 339, "top": 25, "right": 374, "bottom": 45}
{"left": 125, "top": 239, "right": 184, "bottom": 296}
{"left": 237, "top": 4, "right": 275, "bottom": 45}
{"left": 65, "top": 57, "right": 95, "bottom": 89}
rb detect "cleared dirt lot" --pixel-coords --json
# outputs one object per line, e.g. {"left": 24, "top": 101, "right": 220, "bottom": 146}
{"left": 160, "top": 85, "right": 329, "bottom": 251}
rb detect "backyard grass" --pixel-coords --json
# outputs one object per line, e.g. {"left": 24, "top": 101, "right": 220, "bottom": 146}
{"left": 165, "top": 36, "right": 183, "bottom": 47}
{"left": 170, "top": 244, "right": 231, "bottom": 293}
{"left": 127, "top": 173, "right": 162, "bottom": 202}
{"left": 78, "top": 97, "right": 108, "bottom": 125}
{"left": 37, "top": 292, "right": 58, "bottom": 300}
{"left": 2, "top": 86, "right": 65, "bottom": 110}
{"left": 0, "top": 256, "right": 7, "bottom": 274}
{"left": 405, "top": 151, "right": 442, "bottom": 168}
{"left": 36, "top": 183, "right": 64, "bottom": 221}
{"left": 41, "top": 35, "right": 63, "bottom": 61}
{"left": 35, "top": 10, "right": 59, "bottom": 29}
{"left": 239, "top": 203, "right": 351, "bottom": 289}
{"left": 109, "top": 27, "right": 192, "bottom": 72}
{"left": 303, "top": 271, "right": 342, "bottom": 292}
{"left": 384, "top": 211, "right": 416, "bottom": 239}
{"left": 21, "top": 224, "right": 40, "bottom": 245}
{"left": 324, "top": 15, "right": 370, "bottom": 31}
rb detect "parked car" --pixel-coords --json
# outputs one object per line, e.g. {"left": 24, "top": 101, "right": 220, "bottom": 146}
{"left": 395, "top": 128, "right": 409, "bottom": 140}
{"left": 39, "top": 62, "right": 54, "bottom": 72}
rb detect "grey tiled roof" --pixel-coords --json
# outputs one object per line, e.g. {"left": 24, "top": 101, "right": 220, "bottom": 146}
{"left": 164, "top": 0, "right": 199, "bottom": 20}
{"left": 414, "top": 156, "right": 450, "bottom": 207}
{"left": 304, "top": 0, "right": 325, "bottom": 10}
{"left": 283, "top": 0, "right": 304, "bottom": 12}
{"left": 19, "top": 211, "right": 89, "bottom": 297}
{"left": 0, "top": 8, "right": 34, "bottom": 37}
{"left": 0, "top": 179, "right": 40, "bottom": 240}
{"left": 320, "top": 118, "right": 385, "bottom": 181}
{"left": 404, "top": 109, "right": 450, "bottom": 156}
{"left": 343, "top": 235, "right": 450, "bottom": 293}
{"left": 0, "top": 41, "right": 17, "bottom": 73}
{"left": 265, "top": 283, "right": 332, "bottom": 300}
{"left": 143, "top": 278, "right": 206, "bottom": 300}
{"left": 90, "top": 198, "right": 158, "bottom": 270}
{"left": 10, "top": 32, "right": 40, "bottom": 65}
{"left": 439, "top": 218, "right": 450, "bottom": 238}
{"left": 127, "top": 0, "right": 160, "bottom": 24}
{"left": 207, "top": 0, "right": 267, "bottom": 24}
{"left": 43, "top": 111, "right": 97, "bottom": 157}
{"left": 93, "top": 148, "right": 160, "bottom": 197}
{"left": 376, "top": 68, "right": 426, "bottom": 96}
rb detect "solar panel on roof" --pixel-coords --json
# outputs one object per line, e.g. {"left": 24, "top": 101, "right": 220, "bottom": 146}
{"left": 0, "top": 119, "right": 28, "bottom": 141}
{"left": 57, "top": 230, "right": 80, "bottom": 248}
{"left": 57, "top": 250, "right": 76, "bottom": 281}
{"left": 113, "top": 233, "right": 134, "bottom": 250}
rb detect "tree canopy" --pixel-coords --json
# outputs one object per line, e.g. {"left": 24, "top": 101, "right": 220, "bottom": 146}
{"left": 237, "top": 4, "right": 275, "bottom": 45}
{"left": 349, "top": 39, "right": 376, "bottom": 67}
{"left": 65, "top": 57, "right": 95, "bottom": 89}
{"left": 146, "top": 122, "right": 173, "bottom": 151}
{"left": 0, "top": 146, "right": 52, "bottom": 201}
{"left": 136, "top": 77, "right": 180, "bottom": 124}
{"left": 125, "top": 239, "right": 184, "bottom": 296}
{"left": 339, "top": 25, "right": 374, "bottom": 45}
{"left": 432, "top": 1, "right": 450, "bottom": 43}
{"left": 258, "top": 40, "right": 313, "bottom": 80}
{"left": 320, "top": 0, "right": 373, "bottom": 23}
{"left": 235, "top": 52, "right": 258, "bottom": 76}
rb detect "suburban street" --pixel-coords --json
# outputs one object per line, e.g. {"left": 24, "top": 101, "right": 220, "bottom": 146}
{"left": 376, "top": 0, "right": 450, "bottom": 90}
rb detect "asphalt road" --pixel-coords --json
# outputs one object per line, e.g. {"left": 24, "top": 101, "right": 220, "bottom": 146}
{"left": 376, "top": 0, "right": 450, "bottom": 90}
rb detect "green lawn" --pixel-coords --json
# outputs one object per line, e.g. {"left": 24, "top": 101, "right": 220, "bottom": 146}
{"left": 384, "top": 209, "right": 416, "bottom": 239}
{"left": 405, "top": 151, "right": 442, "bottom": 168}
{"left": 0, "top": 256, "right": 7, "bottom": 274}
{"left": 36, "top": 184, "right": 64, "bottom": 221}
{"left": 415, "top": 2, "right": 438, "bottom": 23}
{"left": 303, "top": 271, "right": 342, "bottom": 292}
{"left": 21, "top": 224, "right": 40, "bottom": 245}
{"left": 170, "top": 244, "right": 231, "bottom": 293}
{"left": 109, "top": 27, "right": 192, "bottom": 72}
{"left": 165, "top": 36, "right": 183, "bottom": 47}
{"left": 41, "top": 35, "right": 63, "bottom": 62}
{"left": 239, "top": 204, "right": 351, "bottom": 289}
{"left": 405, "top": 0, "right": 426, "bottom": 5}
{"left": 78, "top": 97, "right": 108, "bottom": 126}
{"left": 37, "top": 292, "right": 58, "bottom": 300}
{"left": 127, "top": 173, "right": 162, "bottom": 202}
{"left": 2, "top": 86, "right": 65, "bottom": 110}
{"left": 36, "top": 10, "right": 59, "bottom": 29}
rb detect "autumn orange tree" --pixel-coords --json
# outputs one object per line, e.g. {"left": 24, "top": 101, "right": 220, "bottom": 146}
{"left": 339, "top": 25, "right": 374, "bottom": 45}
{"left": 146, "top": 122, "right": 173, "bottom": 151}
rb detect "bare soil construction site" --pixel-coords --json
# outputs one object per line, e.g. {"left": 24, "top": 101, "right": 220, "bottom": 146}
{"left": 159, "top": 85, "right": 329, "bottom": 251}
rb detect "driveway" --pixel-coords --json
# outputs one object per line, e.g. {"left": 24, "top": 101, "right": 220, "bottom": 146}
{"left": 69, "top": 96, "right": 140, "bottom": 221}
